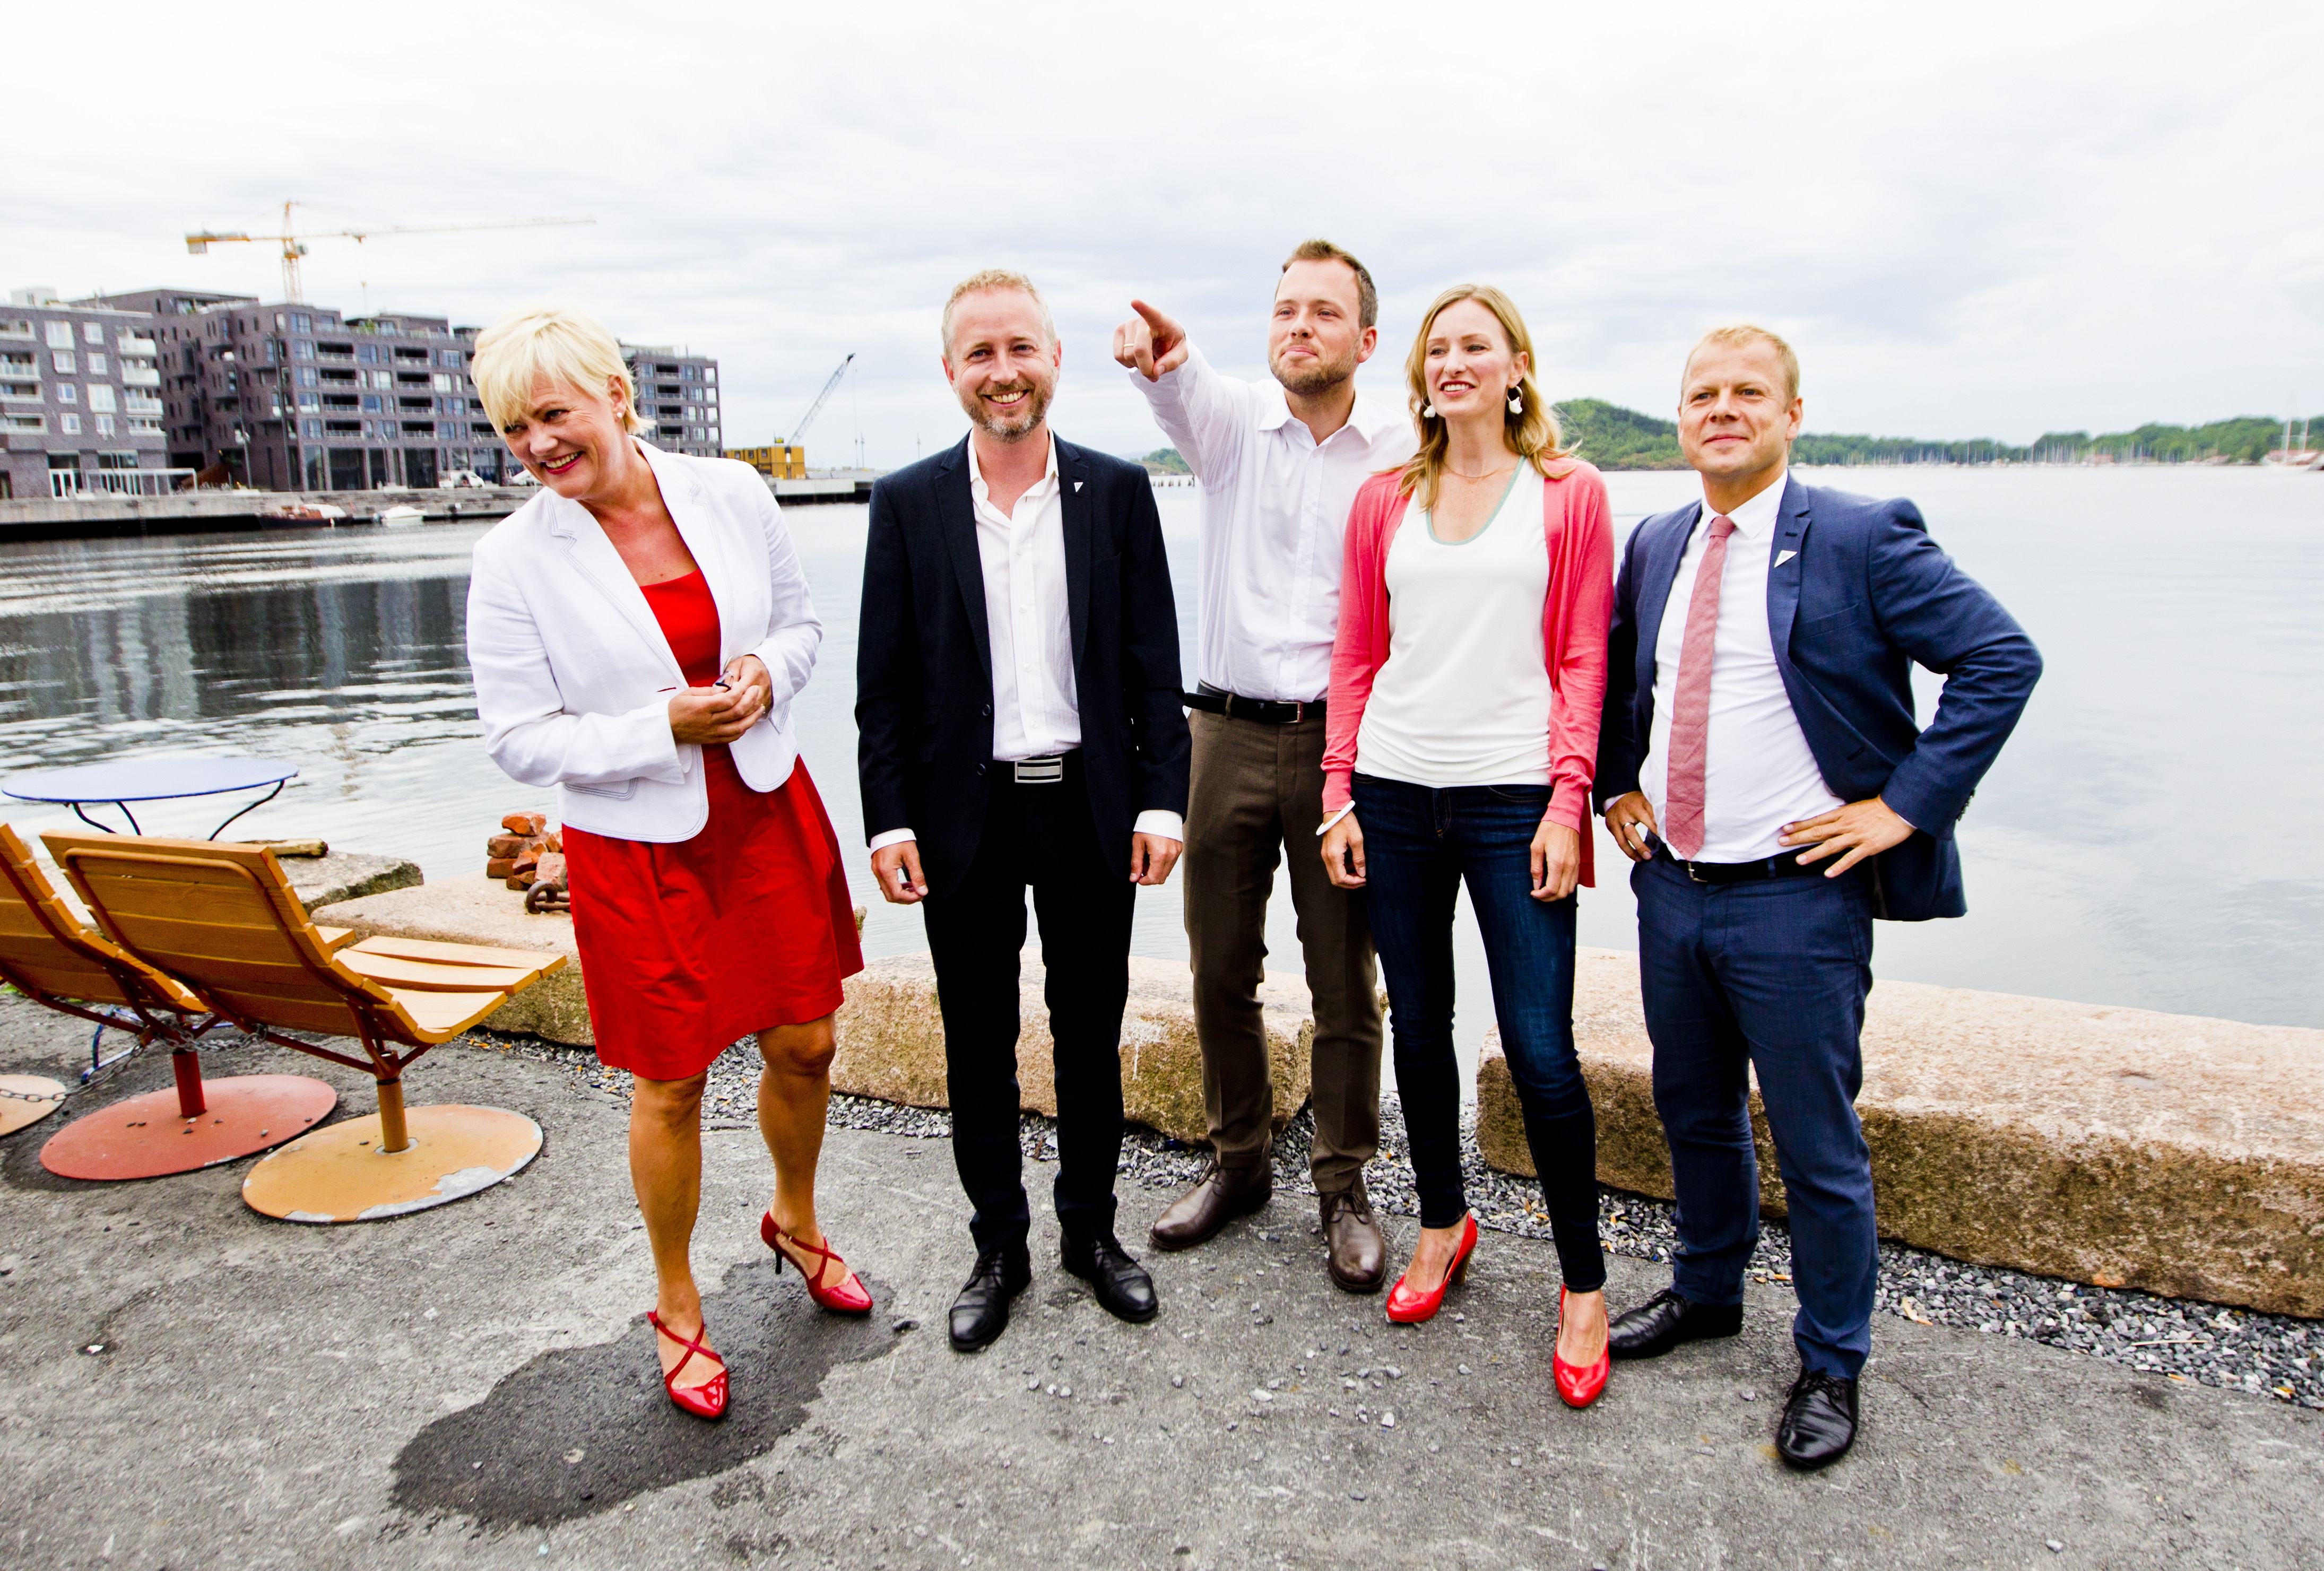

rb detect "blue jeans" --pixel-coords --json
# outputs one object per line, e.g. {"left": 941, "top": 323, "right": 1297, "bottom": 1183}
{"left": 1352, "top": 774, "right": 1605, "bottom": 1291}
{"left": 1633, "top": 852, "right": 1878, "bottom": 1378}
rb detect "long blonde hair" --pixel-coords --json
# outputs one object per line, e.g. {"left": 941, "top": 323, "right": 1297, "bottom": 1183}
{"left": 1395, "top": 284, "right": 1568, "bottom": 510}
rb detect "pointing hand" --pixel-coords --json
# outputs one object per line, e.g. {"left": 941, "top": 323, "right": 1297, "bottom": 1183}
{"left": 1112, "top": 299, "right": 1189, "bottom": 383}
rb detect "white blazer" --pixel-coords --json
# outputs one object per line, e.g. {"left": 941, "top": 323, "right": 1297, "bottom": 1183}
{"left": 466, "top": 444, "right": 821, "bottom": 843}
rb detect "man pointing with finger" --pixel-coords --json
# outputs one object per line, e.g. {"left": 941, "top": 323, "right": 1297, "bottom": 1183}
{"left": 1115, "top": 239, "right": 1415, "bottom": 1291}
{"left": 1594, "top": 325, "right": 2040, "bottom": 1469}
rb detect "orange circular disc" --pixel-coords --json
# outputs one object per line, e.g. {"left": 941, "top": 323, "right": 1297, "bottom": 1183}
{"left": 40, "top": 1075, "right": 340, "bottom": 1181}
{"left": 1, "top": 1075, "right": 71, "bottom": 1138}
{"left": 241, "top": 1104, "right": 543, "bottom": 1223}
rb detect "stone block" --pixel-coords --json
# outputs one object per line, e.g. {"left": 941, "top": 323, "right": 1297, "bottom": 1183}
{"left": 310, "top": 878, "right": 591, "bottom": 1045}
{"left": 832, "top": 950, "right": 1312, "bottom": 1144}
{"left": 285, "top": 852, "right": 422, "bottom": 912}
{"left": 1477, "top": 947, "right": 2324, "bottom": 1318}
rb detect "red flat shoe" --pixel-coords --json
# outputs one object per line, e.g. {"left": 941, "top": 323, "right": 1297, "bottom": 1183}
{"left": 1554, "top": 1286, "right": 1610, "bottom": 1409}
{"left": 1385, "top": 1213, "right": 1478, "bottom": 1324}
{"left": 647, "top": 1309, "right": 728, "bottom": 1420}
{"left": 762, "top": 1211, "right": 875, "bottom": 1315}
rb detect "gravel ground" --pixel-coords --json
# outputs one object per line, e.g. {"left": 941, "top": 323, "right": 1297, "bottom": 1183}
{"left": 502, "top": 1031, "right": 2324, "bottom": 1414}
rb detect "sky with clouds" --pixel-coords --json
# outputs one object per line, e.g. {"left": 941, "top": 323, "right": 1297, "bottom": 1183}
{"left": 7, "top": 0, "right": 2317, "bottom": 466}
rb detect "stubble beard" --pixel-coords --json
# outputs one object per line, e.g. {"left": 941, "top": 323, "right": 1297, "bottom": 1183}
{"left": 963, "top": 379, "right": 1053, "bottom": 442}
{"left": 1271, "top": 343, "right": 1358, "bottom": 401}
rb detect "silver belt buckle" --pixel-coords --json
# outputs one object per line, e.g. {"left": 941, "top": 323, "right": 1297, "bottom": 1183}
{"left": 1012, "top": 755, "right": 1064, "bottom": 785}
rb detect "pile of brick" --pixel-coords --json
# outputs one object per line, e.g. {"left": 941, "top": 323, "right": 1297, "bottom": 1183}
{"left": 487, "top": 811, "right": 567, "bottom": 895}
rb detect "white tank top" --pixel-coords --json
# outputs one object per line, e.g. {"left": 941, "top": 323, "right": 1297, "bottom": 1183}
{"left": 1355, "top": 464, "right": 1553, "bottom": 788}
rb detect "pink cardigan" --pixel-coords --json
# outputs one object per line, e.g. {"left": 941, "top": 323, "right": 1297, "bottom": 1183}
{"left": 1323, "top": 458, "right": 1616, "bottom": 889}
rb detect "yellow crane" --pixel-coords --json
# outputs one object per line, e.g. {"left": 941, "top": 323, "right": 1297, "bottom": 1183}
{"left": 185, "top": 202, "right": 595, "bottom": 304}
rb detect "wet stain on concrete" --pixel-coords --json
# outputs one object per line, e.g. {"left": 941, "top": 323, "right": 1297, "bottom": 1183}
{"left": 390, "top": 1256, "right": 903, "bottom": 1527}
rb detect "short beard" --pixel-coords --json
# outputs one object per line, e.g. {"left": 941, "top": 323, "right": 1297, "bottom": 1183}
{"left": 1270, "top": 344, "right": 1358, "bottom": 400}
{"left": 963, "top": 379, "right": 1052, "bottom": 442}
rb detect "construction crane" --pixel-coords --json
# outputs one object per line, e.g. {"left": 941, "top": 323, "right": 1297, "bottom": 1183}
{"left": 785, "top": 353, "right": 855, "bottom": 445}
{"left": 185, "top": 202, "right": 595, "bottom": 304}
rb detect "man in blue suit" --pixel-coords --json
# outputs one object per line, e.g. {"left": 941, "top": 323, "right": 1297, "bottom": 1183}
{"left": 1594, "top": 325, "right": 2040, "bottom": 1469}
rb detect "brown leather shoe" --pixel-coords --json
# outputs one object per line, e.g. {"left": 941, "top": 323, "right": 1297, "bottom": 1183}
{"left": 1320, "top": 1182, "right": 1386, "bottom": 1294}
{"left": 1148, "top": 1161, "right": 1270, "bottom": 1251}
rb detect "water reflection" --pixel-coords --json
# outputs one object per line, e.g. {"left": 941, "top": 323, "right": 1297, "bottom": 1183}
{"left": 3, "top": 467, "right": 2320, "bottom": 1038}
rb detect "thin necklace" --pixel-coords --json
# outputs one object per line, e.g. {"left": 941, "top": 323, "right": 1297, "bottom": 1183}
{"left": 1446, "top": 459, "right": 1515, "bottom": 481}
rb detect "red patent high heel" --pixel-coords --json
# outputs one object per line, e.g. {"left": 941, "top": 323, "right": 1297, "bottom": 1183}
{"left": 1385, "top": 1212, "right": 1478, "bottom": 1324}
{"left": 647, "top": 1309, "right": 728, "bottom": 1420}
{"left": 762, "top": 1210, "right": 875, "bottom": 1315}
{"left": 1554, "top": 1286, "right": 1610, "bottom": 1409}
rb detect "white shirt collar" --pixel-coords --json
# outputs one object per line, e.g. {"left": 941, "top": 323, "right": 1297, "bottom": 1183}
{"left": 1701, "top": 467, "right": 1789, "bottom": 541}
{"left": 1253, "top": 379, "right": 1407, "bottom": 448}
{"left": 967, "top": 431, "right": 1059, "bottom": 499}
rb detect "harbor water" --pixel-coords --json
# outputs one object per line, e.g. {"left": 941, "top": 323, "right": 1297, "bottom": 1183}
{"left": 2, "top": 465, "right": 2319, "bottom": 1045}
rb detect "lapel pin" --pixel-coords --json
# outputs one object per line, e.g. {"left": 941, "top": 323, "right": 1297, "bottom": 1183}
{"left": 1073, "top": 481, "right": 1084, "bottom": 492}
{"left": 1775, "top": 549, "right": 1798, "bottom": 567}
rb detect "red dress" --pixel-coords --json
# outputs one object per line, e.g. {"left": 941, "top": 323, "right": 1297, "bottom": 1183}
{"left": 562, "top": 570, "right": 863, "bottom": 1079}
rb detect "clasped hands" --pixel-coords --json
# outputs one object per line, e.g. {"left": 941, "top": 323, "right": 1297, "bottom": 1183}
{"left": 667, "top": 654, "right": 771, "bottom": 746}
{"left": 1603, "top": 791, "right": 1915, "bottom": 874}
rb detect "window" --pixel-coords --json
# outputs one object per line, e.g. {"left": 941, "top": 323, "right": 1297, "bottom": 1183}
{"left": 704, "top": 368, "right": 716, "bottom": 384}
{"left": 293, "top": 314, "right": 312, "bottom": 334}
{"left": 293, "top": 340, "right": 313, "bottom": 359}
{"left": 432, "top": 372, "right": 456, "bottom": 391}
{"left": 60, "top": 412, "right": 81, "bottom": 434}
{"left": 0, "top": 319, "right": 32, "bottom": 338}
{"left": 127, "top": 418, "right": 162, "bottom": 433}
{"left": 88, "top": 353, "right": 108, "bottom": 376}
{"left": 299, "top": 368, "right": 317, "bottom": 387}
{"left": 3, "top": 414, "right": 42, "bottom": 431}
{"left": 305, "top": 418, "right": 323, "bottom": 437}
{"left": 53, "top": 351, "right": 75, "bottom": 374}
{"left": 357, "top": 344, "right": 377, "bottom": 363}
{"left": 681, "top": 366, "right": 698, "bottom": 381}
{"left": 704, "top": 388, "right": 716, "bottom": 404}
{"left": 361, "top": 395, "right": 382, "bottom": 413}
{"left": 298, "top": 393, "right": 318, "bottom": 411}
{"left": 95, "top": 415, "right": 116, "bottom": 436}
{"left": 83, "top": 322, "right": 103, "bottom": 344}
{"left": 88, "top": 385, "right": 116, "bottom": 413}
{"left": 46, "top": 322, "right": 73, "bottom": 349}
{"left": 440, "top": 350, "right": 461, "bottom": 368}
{"left": 56, "top": 383, "right": 77, "bottom": 403}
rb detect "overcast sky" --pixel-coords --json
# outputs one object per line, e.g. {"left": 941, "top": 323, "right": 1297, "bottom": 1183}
{"left": 8, "top": 0, "right": 2317, "bottom": 465}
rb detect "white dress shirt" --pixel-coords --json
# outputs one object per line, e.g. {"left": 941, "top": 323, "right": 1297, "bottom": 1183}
{"left": 1130, "top": 343, "right": 1416, "bottom": 701}
{"left": 866, "top": 435, "right": 1182, "bottom": 853}
{"left": 1637, "top": 470, "right": 1844, "bottom": 862}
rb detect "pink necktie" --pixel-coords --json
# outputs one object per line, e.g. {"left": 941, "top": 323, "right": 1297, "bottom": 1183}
{"left": 1662, "top": 515, "right": 1736, "bottom": 860}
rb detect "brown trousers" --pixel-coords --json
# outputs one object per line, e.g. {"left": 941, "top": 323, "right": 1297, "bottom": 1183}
{"left": 1183, "top": 708, "right": 1382, "bottom": 1191}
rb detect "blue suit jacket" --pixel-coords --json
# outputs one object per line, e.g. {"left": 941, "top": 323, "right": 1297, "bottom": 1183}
{"left": 1594, "top": 474, "right": 2041, "bottom": 921}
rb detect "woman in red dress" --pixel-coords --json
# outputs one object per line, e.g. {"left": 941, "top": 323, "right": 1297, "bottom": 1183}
{"left": 467, "top": 306, "right": 867, "bottom": 1420}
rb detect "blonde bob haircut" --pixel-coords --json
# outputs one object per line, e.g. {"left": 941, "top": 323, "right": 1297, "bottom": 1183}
{"left": 1395, "top": 283, "right": 1569, "bottom": 512}
{"left": 471, "top": 304, "right": 646, "bottom": 435}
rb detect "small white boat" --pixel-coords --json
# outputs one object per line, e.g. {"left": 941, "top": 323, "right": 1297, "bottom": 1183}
{"left": 376, "top": 504, "right": 427, "bottom": 527}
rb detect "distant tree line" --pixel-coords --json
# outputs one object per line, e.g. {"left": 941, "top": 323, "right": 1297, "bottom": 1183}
{"left": 1139, "top": 407, "right": 2315, "bottom": 476}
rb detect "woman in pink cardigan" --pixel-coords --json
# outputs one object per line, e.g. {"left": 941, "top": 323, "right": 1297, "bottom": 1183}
{"left": 1319, "top": 284, "right": 1616, "bottom": 1408}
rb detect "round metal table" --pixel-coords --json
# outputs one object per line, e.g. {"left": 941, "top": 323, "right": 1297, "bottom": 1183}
{"left": 1, "top": 758, "right": 299, "bottom": 839}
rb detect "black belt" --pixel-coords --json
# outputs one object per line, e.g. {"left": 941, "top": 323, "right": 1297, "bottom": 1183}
{"left": 1653, "top": 840, "right": 1824, "bottom": 884}
{"left": 1182, "top": 688, "right": 1324, "bottom": 725}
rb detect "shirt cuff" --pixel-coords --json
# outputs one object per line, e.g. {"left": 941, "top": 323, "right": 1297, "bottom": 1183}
{"left": 1132, "top": 810, "right": 1184, "bottom": 843}
{"left": 867, "top": 828, "right": 916, "bottom": 853}
{"left": 1315, "top": 803, "right": 1356, "bottom": 837}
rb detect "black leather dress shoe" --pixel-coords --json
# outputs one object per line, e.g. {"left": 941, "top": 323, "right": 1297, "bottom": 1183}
{"left": 1776, "top": 1366, "right": 1859, "bottom": 1470}
{"left": 1607, "top": 1287, "right": 1745, "bottom": 1360}
{"left": 1061, "top": 1235, "right": 1159, "bottom": 1323}
{"left": 949, "top": 1244, "right": 1033, "bottom": 1353}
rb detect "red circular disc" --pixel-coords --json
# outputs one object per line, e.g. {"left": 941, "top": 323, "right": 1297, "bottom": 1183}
{"left": 40, "top": 1074, "right": 341, "bottom": 1182}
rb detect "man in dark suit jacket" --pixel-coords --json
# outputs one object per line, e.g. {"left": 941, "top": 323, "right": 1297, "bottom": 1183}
{"left": 1594, "top": 326, "right": 2040, "bottom": 1469}
{"left": 857, "top": 268, "right": 1191, "bottom": 1353}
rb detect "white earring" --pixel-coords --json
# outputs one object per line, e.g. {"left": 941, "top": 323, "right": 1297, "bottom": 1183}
{"left": 1507, "top": 388, "right": 1524, "bottom": 415}
{"left": 1422, "top": 402, "right": 1436, "bottom": 419}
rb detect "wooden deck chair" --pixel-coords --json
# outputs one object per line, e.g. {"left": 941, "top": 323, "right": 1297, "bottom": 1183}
{"left": 44, "top": 830, "right": 567, "bottom": 1222}
{"left": 0, "top": 823, "right": 339, "bottom": 1172}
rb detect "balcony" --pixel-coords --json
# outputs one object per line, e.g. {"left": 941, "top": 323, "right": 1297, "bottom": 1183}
{"left": 124, "top": 395, "right": 163, "bottom": 416}
{"left": 121, "top": 364, "right": 160, "bottom": 387}
{"left": 118, "top": 337, "right": 158, "bottom": 357}
{"left": 2, "top": 382, "right": 39, "bottom": 404}
{"left": 48, "top": 467, "right": 198, "bottom": 499}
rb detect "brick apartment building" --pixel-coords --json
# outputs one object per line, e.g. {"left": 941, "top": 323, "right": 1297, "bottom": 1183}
{"left": 0, "top": 289, "right": 170, "bottom": 500}
{"left": 621, "top": 344, "right": 722, "bottom": 458}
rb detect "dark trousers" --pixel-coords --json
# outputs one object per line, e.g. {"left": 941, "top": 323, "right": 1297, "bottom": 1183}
{"left": 1633, "top": 852, "right": 1878, "bottom": 1378}
{"left": 921, "top": 756, "right": 1137, "bottom": 1256}
{"left": 1354, "top": 774, "right": 1606, "bottom": 1291}
{"left": 1183, "top": 709, "right": 1382, "bottom": 1189}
